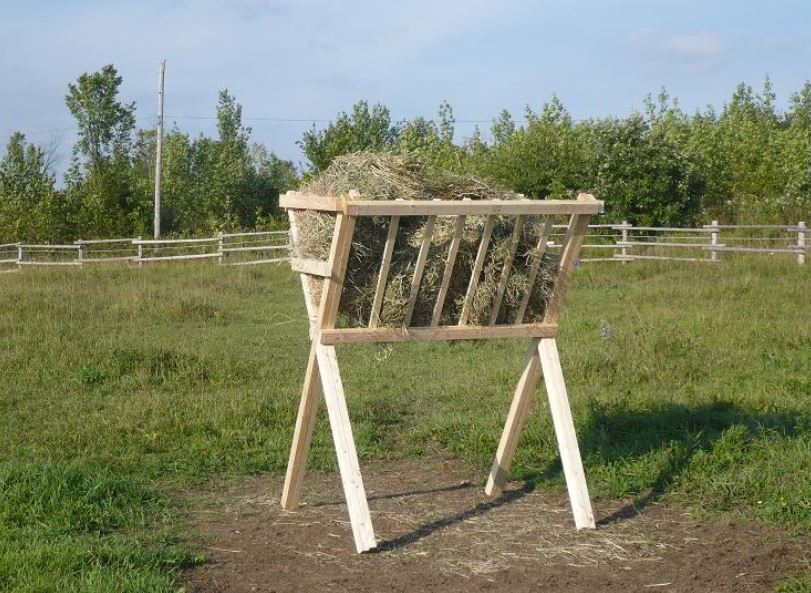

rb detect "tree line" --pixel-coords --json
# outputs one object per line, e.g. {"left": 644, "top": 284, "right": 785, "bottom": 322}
{"left": 301, "top": 80, "right": 811, "bottom": 226}
{"left": 0, "top": 65, "right": 296, "bottom": 243}
{"left": 1, "top": 66, "right": 809, "bottom": 243}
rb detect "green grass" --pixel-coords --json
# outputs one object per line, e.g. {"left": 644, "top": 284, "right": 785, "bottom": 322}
{"left": 0, "top": 258, "right": 809, "bottom": 590}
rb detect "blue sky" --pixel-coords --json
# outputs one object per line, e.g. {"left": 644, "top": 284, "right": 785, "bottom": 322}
{"left": 1, "top": 0, "right": 810, "bottom": 172}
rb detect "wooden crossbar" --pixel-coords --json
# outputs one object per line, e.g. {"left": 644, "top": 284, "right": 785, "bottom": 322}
{"left": 280, "top": 191, "right": 602, "bottom": 554}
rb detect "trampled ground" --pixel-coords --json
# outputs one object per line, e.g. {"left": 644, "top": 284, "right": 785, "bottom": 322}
{"left": 0, "top": 259, "right": 809, "bottom": 591}
{"left": 185, "top": 458, "right": 806, "bottom": 593}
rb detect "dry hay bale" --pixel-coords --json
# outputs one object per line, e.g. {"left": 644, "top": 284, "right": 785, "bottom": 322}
{"left": 291, "top": 152, "right": 560, "bottom": 327}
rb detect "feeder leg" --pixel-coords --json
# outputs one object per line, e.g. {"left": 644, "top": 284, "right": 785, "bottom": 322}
{"left": 316, "top": 344, "right": 377, "bottom": 553}
{"left": 486, "top": 338, "right": 542, "bottom": 497}
{"left": 538, "top": 338, "right": 595, "bottom": 529}
{"left": 280, "top": 342, "right": 322, "bottom": 510}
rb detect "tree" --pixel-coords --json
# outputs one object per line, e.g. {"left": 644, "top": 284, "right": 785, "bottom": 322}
{"left": 299, "top": 100, "right": 399, "bottom": 171}
{"left": 0, "top": 133, "right": 71, "bottom": 241}
{"left": 590, "top": 114, "right": 703, "bottom": 225}
{"left": 65, "top": 65, "right": 136, "bottom": 170}
{"left": 64, "top": 65, "right": 138, "bottom": 237}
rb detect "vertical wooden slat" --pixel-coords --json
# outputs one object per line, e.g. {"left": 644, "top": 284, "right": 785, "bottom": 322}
{"left": 368, "top": 215, "right": 400, "bottom": 328}
{"left": 402, "top": 215, "right": 436, "bottom": 327}
{"left": 543, "top": 207, "right": 591, "bottom": 325}
{"left": 281, "top": 214, "right": 357, "bottom": 510}
{"left": 485, "top": 338, "right": 542, "bottom": 496}
{"left": 538, "top": 338, "right": 595, "bottom": 529}
{"left": 431, "top": 214, "right": 466, "bottom": 326}
{"left": 459, "top": 215, "right": 496, "bottom": 326}
{"left": 515, "top": 216, "right": 555, "bottom": 324}
{"left": 488, "top": 215, "right": 526, "bottom": 325}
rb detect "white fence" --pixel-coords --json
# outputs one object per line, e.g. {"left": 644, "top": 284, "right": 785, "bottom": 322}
{"left": 0, "top": 221, "right": 806, "bottom": 272}
{"left": 565, "top": 220, "right": 806, "bottom": 265}
{"left": 0, "top": 231, "right": 289, "bottom": 270}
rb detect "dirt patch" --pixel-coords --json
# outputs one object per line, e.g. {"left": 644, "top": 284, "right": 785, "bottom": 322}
{"left": 183, "top": 457, "right": 805, "bottom": 593}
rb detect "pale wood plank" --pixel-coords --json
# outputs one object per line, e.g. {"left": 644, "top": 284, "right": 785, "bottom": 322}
{"left": 488, "top": 215, "right": 526, "bottom": 325}
{"left": 459, "top": 215, "right": 496, "bottom": 325}
{"left": 402, "top": 215, "right": 436, "bottom": 327}
{"left": 543, "top": 213, "right": 590, "bottom": 325}
{"left": 280, "top": 341, "right": 322, "bottom": 509}
{"left": 290, "top": 257, "right": 332, "bottom": 278}
{"left": 316, "top": 343, "right": 378, "bottom": 552}
{"left": 485, "top": 339, "right": 542, "bottom": 496}
{"left": 280, "top": 191, "right": 345, "bottom": 212}
{"left": 515, "top": 216, "right": 555, "bottom": 324}
{"left": 538, "top": 338, "right": 595, "bottom": 529}
{"left": 344, "top": 199, "right": 603, "bottom": 217}
{"left": 369, "top": 216, "right": 400, "bottom": 328}
{"left": 431, "top": 214, "right": 466, "bottom": 326}
{"left": 280, "top": 214, "right": 357, "bottom": 510}
{"left": 320, "top": 323, "right": 556, "bottom": 345}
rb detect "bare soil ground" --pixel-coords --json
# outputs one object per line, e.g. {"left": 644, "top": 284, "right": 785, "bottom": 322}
{"left": 183, "top": 457, "right": 806, "bottom": 593}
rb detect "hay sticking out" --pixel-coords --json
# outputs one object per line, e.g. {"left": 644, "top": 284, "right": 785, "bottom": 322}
{"left": 292, "top": 152, "right": 560, "bottom": 327}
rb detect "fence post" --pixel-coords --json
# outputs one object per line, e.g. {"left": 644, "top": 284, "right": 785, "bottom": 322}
{"left": 620, "top": 220, "right": 629, "bottom": 263}
{"left": 798, "top": 221, "right": 806, "bottom": 266}
{"left": 17, "top": 244, "right": 23, "bottom": 268}
{"left": 218, "top": 233, "right": 224, "bottom": 265}
{"left": 710, "top": 220, "right": 719, "bottom": 261}
{"left": 76, "top": 241, "right": 84, "bottom": 266}
{"left": 136, "top": 237, "right": 143, "bottom": 267}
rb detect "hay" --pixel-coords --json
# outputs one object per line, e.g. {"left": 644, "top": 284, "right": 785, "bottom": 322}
{"left": 292, "top": 152, "right": 559, "bottom": 327}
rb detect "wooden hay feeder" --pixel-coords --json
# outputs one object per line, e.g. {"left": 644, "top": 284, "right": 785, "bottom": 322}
{"left": 280, "top": 190, "right": 604, "bottom": 552}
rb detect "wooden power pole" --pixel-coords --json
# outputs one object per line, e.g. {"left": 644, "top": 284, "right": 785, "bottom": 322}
{"left": 153, "top": 60, "right": 166, "bottom": 239}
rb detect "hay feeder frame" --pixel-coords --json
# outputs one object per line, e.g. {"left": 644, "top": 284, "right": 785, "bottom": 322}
{"left": 280, "top": 190, "right": 604, "bottom": 553}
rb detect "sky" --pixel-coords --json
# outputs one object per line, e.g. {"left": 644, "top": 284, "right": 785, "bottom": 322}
{"left": 1, "top": 0, "right": 810, "bottom": 174}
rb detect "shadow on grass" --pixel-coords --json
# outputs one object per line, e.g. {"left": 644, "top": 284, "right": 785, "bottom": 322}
{"left": 378, "top": 400, "right": 804, "bottom": 549}
{"left": 529, "top": 400, "right": 803, "bottom": 525}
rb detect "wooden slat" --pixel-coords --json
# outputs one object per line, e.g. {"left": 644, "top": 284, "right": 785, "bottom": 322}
{"left": 402, "top": 215, "right": 436, "bottom": 327}
{"left": 488, "top": 215, "right": 526, "bottom": 325}
{"left": 515, "top": 216, "right": 555, "bottom": 323}
{"left": 344, "top": 198, "right": 603, "bottom": 217}
{"left": 430, "top": 214, "right": 466, "bottom": 326}
{"left": 538, "top": 338, "right": 595, "bottom": 529}
{"left": 485, "top": 339, "right": 542, "bottom": 496}
{"left": 542, "top": 213, "right": 590, "bottom": 325}
{"left": 320, "top": 323, "right": 557, "bottom": 344}
{"left": 459, "top": 215, "right": 496, "bottom": 325}
{"left": 280, "top": 190, "right": 345, "bottom": 212}
{"left": 290, "top": 257, "right": 332, "bottom": 277}
{"left": 316, "top": 343, "right": 378, "bottom": 552}
{"left": 281, "top": 214, "right": 357, "bottom": 510}
{"left": 369, "top": 216, "right": 400, "bottom": 328}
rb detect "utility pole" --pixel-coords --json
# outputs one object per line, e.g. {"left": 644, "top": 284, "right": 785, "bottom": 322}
{"left": 153, "top": 60, "right": 166, "bottom": 239}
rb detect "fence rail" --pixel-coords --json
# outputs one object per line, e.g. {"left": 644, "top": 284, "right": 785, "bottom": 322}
{"left": 0, "top": 221, "right": 806, "bottom": 271}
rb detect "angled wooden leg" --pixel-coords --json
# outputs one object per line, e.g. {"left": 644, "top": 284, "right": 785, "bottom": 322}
{"left": 316, "top": 343, "right": 377, "bottom": 553}
{"left": 485, "top": 338, "right": 542, "bottom": 497}
{"left": 538, "top": 338, "right": 595, "bottom": 529}
{"left": 280, "top": 342, "right": 321, "bottom": 510}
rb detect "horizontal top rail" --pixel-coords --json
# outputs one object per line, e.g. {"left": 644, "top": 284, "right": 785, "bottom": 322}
{"left": 627, "top": 226, "right": 711, "bottom": 232}
{"left": 0, "top": 242, "right": 21, "bottom": 248}
{"left": 75, "top": 237, "right": 138, "bottom": 245}
{"left": 704, "top": 224, "right": 801, "bottom": 230}
{"left": 219, "top": 230, "right": 288, "bottom": 238}
{"left": 23, "top": 244, "right": 79, "bottom": 249}
{"left": 133, "top": 237, "right": 218, "bottom": 245}
{"left": 280, "top": 191, "right": 604, "bottom": 216}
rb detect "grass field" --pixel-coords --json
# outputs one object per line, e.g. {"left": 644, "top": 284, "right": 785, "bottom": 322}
{"left": 0, "top": 258, "right": 809, "bottom": 591}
